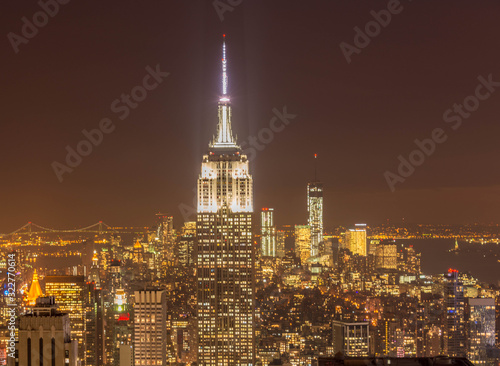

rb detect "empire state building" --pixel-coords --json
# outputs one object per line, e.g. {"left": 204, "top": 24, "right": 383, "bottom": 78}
{"left": 196, "top": 36, "right": 255, "bottom": 365}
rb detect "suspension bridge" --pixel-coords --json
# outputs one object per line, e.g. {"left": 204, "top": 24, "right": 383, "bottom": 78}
{"left": 0, "top": 221, "right": 133, "bottom": 238}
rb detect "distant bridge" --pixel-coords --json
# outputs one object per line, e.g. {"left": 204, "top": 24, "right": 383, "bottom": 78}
{"left": 0, "top": 222, "right": 148, "bottom": 238}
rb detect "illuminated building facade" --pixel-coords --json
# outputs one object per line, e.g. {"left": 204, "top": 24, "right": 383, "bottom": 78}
{"left": 196, "top": 35, "right": 255, "bottom": 365}
{"left": 88, "top": 251, "right": 101, "bottom": 289}
{"left": 368, "top": 239, "right": 380, "bottom": 256}
{"left": 468, "top": 298, "right": 496, "bottom": 365}
{"left": 106, "top": 289, "right": 132, "bottom": 366}
{"left": 171, "top": 319, "right": 191, "bottom": 363}
{"left": 261, "top": 208, "right": 276, "bottom": 257}
{"left": 445, "top": 269, "right": 466, "bottom": 357}
{"left": 397, "top": 243, "right": 421, "bottom": 275}
{"left": 133, "top": 290, "right": 167, "bottom": 366}
{"left": 26, "top": 269, "right": 43, "bottom": 306}
{"left": 344, "top": 224, "right": 367, "bottom": 256}
{"left": 307, "top": 175, "right": 323, "bottom": 258}
{"left": 332, "top": 321, "right": 370, "bottom": 357}
{"left": 375, "top": 240, "right": 397, "bottom": 270}
{"left": 276, "top": 230, "right": 286, "bottom": 258}
{"left": 45, "top": 276, "right": 86, "bottom": 363}
{"left": 17, "top": 297, "right": 78, "bottom": 366}
{"left": 294, "top": 225, "right": 311, "bottom": 264}
{"left": 85, "top": 283, "right": 104, "bottom": 366}
{"left": 157, "top": 213, "right": 176, "bottom": 266}
{"left": 178, "top": 221, "right": 196, "bottom": 266}
{"left": 132, "top": 240, "right": 144, "bottom": 264}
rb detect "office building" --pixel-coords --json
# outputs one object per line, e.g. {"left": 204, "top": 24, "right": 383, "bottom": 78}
{"left": 276, "top": 230, "right": 286, "bottom": 258}
{"left": 307, "top": 159, "right": 323, "bottom": 258}
{"left": 178, "top": 221, "right": 196, "bottom": 266}
{"left": 468, "top": 298, "right": 496, "bottom": 365}
{"left": 344, "top": 224, "right": 367, "bottom": 256}
{"left": 45, "top": 275, "right": 86, "bottom": 363}
{"left": 133, "top": 290, "right": 167, "bottom": 366}
{"left": 26, "top": 269, "right": 43, "bottom": 306}
{"left": 157, "top": 213, "right": 176, "bottom": 266}
{"left": 196, "top": 35, "right": 255, "bottom": 365}
{"left": 445, "top": 269, "right": 466, "bottom": 357}
{"left": 375, "top": 240, "right": 397, "bottom": 271}
{"left": 294, "top": 225, "right": 312, "bottom": 264}
{"left": 85, "top": 283, "right": 105, "bottom": 366}
{"left": 332, "top": 321, "right": 370, "bottom": 357}
{"left": 261, "top": 208, "right": 277, "bottom": 257}
{"left": 17, "top": 297, "right": 78, "bottom": 366}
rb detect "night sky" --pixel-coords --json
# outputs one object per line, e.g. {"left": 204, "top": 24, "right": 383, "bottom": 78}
{"left": 2, "top": 1, "right": 500, "bottom": 231}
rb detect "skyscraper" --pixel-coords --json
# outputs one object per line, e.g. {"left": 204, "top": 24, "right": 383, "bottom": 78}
{"left": 133, "top": 290, "right": 167, "bottom": 366}
{"left": 261, "top": 208, "right": 276, "bottom": 257}
{"left": 332, "top": 320, "right": 370, "bottom": 357}
{"left": 85, "top": 283, "right": 105, "bottom": 366}
{"left": 344, "top": 224, "right": 367, "bottom": 256}
{"left": 468, "top": 298, "right": 496, "bottom": 365}
{"left": 17, "top": 297, "right": 78, "bottom": 366}
{"left": 196, "top": 35, "right": 255, "bottom": 365}
{"left": 294, "top": 225, "right": 312, "bottom": 264}
{"left": 276, "top": 230, "right": 286, "bottom": 258}
{"left": 375, "top": 240, "right": 397, "bottom": 271}
{"left": 307, "top": 155, "right": 323, "bottom": 258}
{"left": 45, "top": 275, "right": 86, "bottom": 363}
{"left": 106, "top": 289, "right": 133, "bottom": 366}
{"left": 156, "top": 213, "right": 176, "bottom": 266}
{"left": 26, "top": 269, "right": 43, "bottom": 306}
{"left": 178, "top": 221, "right": 196, "bottom": 266}
{"left": 445, "top": 269, "right": 466, "bottom": 357}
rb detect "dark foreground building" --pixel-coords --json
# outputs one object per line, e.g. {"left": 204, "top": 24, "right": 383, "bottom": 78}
{"left": 317, "top": 357, "right": 474, "bottom": 366}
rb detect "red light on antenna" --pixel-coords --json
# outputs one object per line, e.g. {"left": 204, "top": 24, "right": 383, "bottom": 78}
{"left": 223, "top": 34, "right": 226, "bottom": 37}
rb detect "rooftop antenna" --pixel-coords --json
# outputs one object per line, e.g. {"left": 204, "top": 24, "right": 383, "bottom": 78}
{"left": 222, "top": 34, "right": 228, "bottom": 96}
{"left": 314, "top": 153, "right": 318, "bottom": 181}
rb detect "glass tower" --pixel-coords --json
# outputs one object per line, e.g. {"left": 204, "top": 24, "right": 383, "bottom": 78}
{"left": 261, "top": 208, "right": 276, "bottom": 257}
{"left": 445, "top": 269, "right": 466, "bottom": 357}
{"left": 468, "top": 298, "right": 496, "bottom": 365}
{"left": 307, "top": 182, "right": 323, "bottom": 258}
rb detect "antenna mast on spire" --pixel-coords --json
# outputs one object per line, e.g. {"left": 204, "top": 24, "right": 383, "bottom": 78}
{"left": 222, "top": 34, "right": 228, "bottom": 97}
{"left": 314, "top": 153, "right": 318, "bottom": 181}
{"left": 210, "top": 34, "right": 237, "bottom": 149}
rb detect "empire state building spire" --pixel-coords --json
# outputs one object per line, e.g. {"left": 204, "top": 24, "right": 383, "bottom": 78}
{"left": 222, "top": 34, "right": 228, "bottom": 97}
{"left": 210, "top": 34, "right": 238, "bottom": 149}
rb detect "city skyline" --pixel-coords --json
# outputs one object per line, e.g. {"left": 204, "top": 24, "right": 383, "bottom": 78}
{"left": 2, "top": 1, "right": 500, "bottom": 231}
{"left": 2, "top": 3, "right": 500, "bottom": 365}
